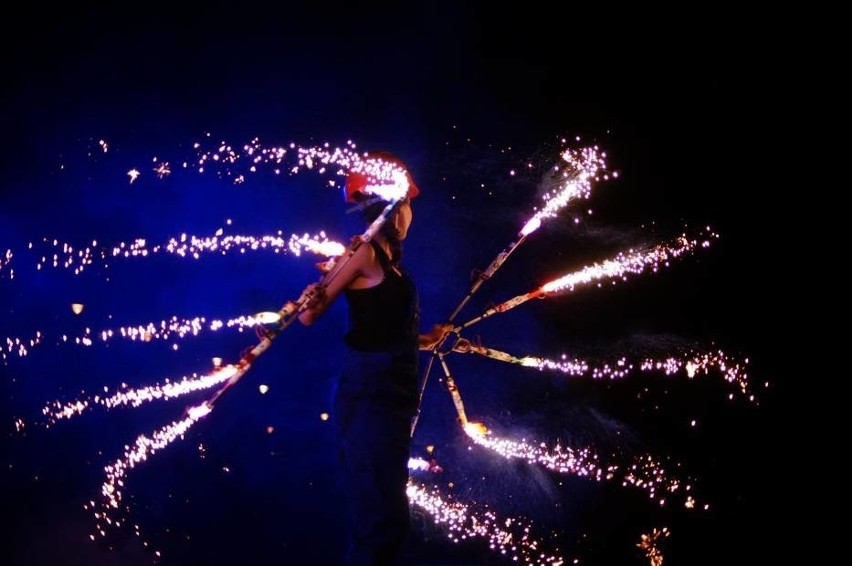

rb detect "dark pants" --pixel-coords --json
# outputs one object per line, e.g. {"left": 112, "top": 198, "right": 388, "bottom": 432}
{"left": 334, "top": 347, "right": 419, "bottom": 566}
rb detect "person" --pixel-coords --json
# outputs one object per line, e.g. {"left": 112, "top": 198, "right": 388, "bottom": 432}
{"left": 296, "top": 151, "right": 451, "bottom": 566}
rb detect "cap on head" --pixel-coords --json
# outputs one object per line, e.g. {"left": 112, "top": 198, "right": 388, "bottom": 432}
{"left": 344, "top": 151, "right": 420, "bottom": 203}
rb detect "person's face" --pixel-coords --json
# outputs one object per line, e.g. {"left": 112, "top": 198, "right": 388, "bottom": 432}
{"left": 394, "top": 198, "right": 413, "bottom": 240}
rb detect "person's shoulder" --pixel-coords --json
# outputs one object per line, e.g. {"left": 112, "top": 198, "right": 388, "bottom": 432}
{"left": 350, "top": 238, "right": 379, "bottom": 268}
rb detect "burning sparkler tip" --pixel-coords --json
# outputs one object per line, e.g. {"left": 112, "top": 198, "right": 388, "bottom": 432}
{"left": 464, "top": 422, "right": 489, "bottom": 437}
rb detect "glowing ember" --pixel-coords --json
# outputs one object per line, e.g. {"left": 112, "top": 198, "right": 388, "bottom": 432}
{"left": 637, "top": 527, "right": 670, "bottom": 566}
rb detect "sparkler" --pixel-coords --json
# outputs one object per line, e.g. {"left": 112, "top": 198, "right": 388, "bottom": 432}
{"left": 412, "top": 145, "right": 610, "bottom": 435}
{"left": 413, "top": 226, "right": 722, "bottom": 432}
{"left": 6, "top": 143, "right": 417, "bottom": 557}
{"left": 458, "top": 229, "right": 717, "bottom": 331}
{"left": 5, "top": 135, "right": 763, "bottom": 565}
{"left": 201, "top": 157, "right": 411, "bottom": 410}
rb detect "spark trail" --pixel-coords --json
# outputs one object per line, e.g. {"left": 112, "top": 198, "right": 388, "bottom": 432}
{"left": 407, "top": 481, "right": 567, "bottom": 566}
{"left": 39, "top": 367, "right": 235, "bottom": 426}
{"left": 87, "top": 406, "right": 211, "bottom": 548}
{"left": 459, "top": 228, "right": 719, "bottom": 331}
{"left": 454, "top": 341, "right": 754, "bottom": 400}
{"left": 463, "top": 425, "right": 700, "bottom": 510}
{"left": 0, "top": 230, "right": 342, "bottom": 279}
{"left": 0, "top": 232, "right": 344, "bottom": 362}
{"left": 3, "top": 313, "right": 261, "bottom": 361}
{"left": 446, "top": 144, "right": 611, "bottom": 322}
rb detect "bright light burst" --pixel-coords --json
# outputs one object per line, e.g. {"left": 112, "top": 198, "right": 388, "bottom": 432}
{"left": 3, "top": 135, "right": 763, "bottom": 565}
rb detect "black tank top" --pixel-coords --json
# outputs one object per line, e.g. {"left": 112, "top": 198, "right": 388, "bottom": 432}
{"left": 343, "top": 240, "right": 420, "bottom": 352}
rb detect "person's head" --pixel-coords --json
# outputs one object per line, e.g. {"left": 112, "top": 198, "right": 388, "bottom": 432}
{"left": 345, "top": 152, "right": 418, "bottom": 242}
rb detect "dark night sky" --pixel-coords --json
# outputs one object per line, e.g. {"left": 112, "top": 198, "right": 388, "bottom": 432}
{"left": 1, "top": 3, "right": 805, "bottom": 566}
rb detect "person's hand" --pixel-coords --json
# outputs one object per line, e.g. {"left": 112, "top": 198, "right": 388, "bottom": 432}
{"left": 299, "top": 282, "right": 326, "bottom": 309}
{"left": 419, "top": 323, "right": 454, "bottom": 350}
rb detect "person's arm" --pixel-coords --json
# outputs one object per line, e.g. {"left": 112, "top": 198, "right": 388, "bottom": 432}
{"left": 297, "top": 241, "right": 371, "bottom": 326}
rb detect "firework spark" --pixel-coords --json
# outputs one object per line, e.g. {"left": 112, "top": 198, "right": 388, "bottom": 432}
{"left": 463, "top": 424, "right": 699, "bottom": 510}
{"left": 0, "top": 230, "right": 342, "bottom": 279}
{"left": 459, "top": 228, "right": 718, "bottom": 331}
{"left": 39, "top": 366, "right": 235, "bottom": 426}
{"left": 407, "top": 481, "right": 567, "bottom": 565}
{"left": 454, "top": 340, "right": 755, "bottom": 401}
{"left": 87, "top": 408, "right": 210, "bottom": 549}
{"left": 637, "top": 527, "right": 670, "bottom": 566}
